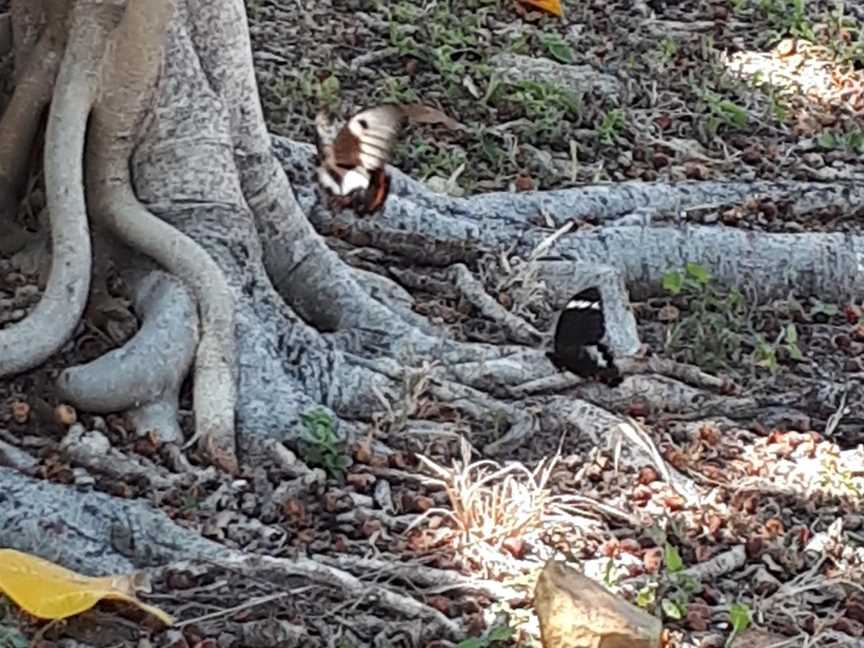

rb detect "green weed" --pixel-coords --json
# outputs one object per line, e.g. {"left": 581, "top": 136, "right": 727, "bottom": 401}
{"left": 662, "top": 262, "right": 747, "bottom": 371}
{"left": 726, "top": 602, "right": 752, "bottom": 646}
{"left": 597, "top": 109, "right": 626, "bottom": 145}
{"left": 298, "top": 408, "right": 349, "bottom": 481}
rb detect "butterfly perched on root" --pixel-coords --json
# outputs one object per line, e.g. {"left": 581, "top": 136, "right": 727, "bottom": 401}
{"left": 314, "top": 103, "right": 460, "bottom": 215}
{"left": 547, "top": 287, "right": 623, "bottom": 387}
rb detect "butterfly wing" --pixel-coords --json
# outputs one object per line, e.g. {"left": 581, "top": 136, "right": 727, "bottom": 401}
{"left": 552, "top": 288, "right": 605, "bottom": 358}
{"left": 549, "top": 288, "right": 621, "bottom": 385}
{"left": 331, "top": 105, "right": 407, "bottom": 173}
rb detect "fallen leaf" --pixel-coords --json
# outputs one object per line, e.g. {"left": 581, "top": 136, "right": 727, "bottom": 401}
{"left": 403, "top": 104, "right": 464, "bottom": 130}
{"left": 518, "top": 0, "right": 563, "bottom": 17}
{"left": 0, "top": 549, "right": 173, "bottom": 625}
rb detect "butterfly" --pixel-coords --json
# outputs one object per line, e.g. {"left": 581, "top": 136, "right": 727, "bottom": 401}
{"left": 314, "top": 104, "right": 410, "bottom": 216}
{"left": 546, "top": 287, "right": 623, "bottom": 387}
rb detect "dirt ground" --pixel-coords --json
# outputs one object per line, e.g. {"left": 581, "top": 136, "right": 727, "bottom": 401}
{"left": 2, "top": 0, "right": 864, "bottom": 646}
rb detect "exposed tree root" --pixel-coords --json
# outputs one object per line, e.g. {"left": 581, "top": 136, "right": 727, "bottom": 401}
{"left": 314, "top": 553, "right": 525, "bottom": 602}
{"left": 0, "top": 466, "right": 464, "bottom": 642}
{"left": 0, "top": 0, "right": 103, "bottom": 377}
{"left": 86, "top": 0, "right": 238, "bottom": 472}
{"left": 56, "top": 271, "right": 198, "bottom": 445}
{"left": 59, "top": 423, "right": 191, "bottom": 490}
{"left": 277, "top": 138, "right": 864, "bottom": 302}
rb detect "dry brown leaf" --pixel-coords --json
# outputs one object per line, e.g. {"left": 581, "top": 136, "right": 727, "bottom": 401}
{"left": 403, "top": 104, "right": 465, "bottom": 130}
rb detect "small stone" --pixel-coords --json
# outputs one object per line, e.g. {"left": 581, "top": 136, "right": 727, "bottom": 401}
{"left": 3, "top": 272, "right": 26, "bottom": 287}
{"left": 741, "top": 145, "right": 762, "bottom": 164}
{"left": 775, "top": 38, "right": 797, "bottom": 57}
{"left": 802, "top": 152, "right": 825, "bottom": 168}
{"left": 54, "top": 404, "right": 77, "bottom": 426}
{"left": 711, "top": 4, "right": 728, "bottom": 20}
{"left": 652, "top": 152, "right": 670, "bottom": 169}
{"left": 11, "top": 401, "right": 30, "bottom": 424}
{"left": 514, "top": 174, "right": 535, "bottom": 192}
{"left": 684, "top": 162, "right": 709, "bottom": 180}
{"left": 657, "top": 304, "right": 679, "bottom": 322}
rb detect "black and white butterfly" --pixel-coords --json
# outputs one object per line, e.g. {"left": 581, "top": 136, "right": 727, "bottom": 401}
{"left": 314, "top": 105, "right": 411, "bottom": 216}
{"left": 547, "top": 288, "right": 622, "bottom": 386}
{"left": 314, "top": 103, "right": 461, "bottom": 215}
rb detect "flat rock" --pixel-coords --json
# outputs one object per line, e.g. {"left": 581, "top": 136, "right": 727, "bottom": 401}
{"left": 534, "top": 559, "right": 662, "bottom": 648}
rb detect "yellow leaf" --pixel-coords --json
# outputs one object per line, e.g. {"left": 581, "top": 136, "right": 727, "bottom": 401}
{"left": 519, "top": 0, "right": 563, "bottom": 17}
{"left": 0, "top": 549, "right": 173, "bottom": 625}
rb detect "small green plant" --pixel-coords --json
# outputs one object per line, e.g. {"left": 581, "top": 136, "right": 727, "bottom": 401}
{"left": 753, "top": 323, "right": 803, "bottom": 374}
{"left": 662, "top": 262, "right": 747, "bottom": 371}
{"left": 757, "top": 0, "right": 813, "bottom": 39}
{"left": 726, "top": 602, "right": 752, "bottom": 646}
{"left": 456, "top": 624, "right": 514, "bottom": 648}
{"left": 809, "top": 298, "right": 840, "bottom": 320}
{"left": 697, "top": 88, "right": 749, "bottom": 133}
{"left": 659, "top": 543, "right": 701, "bottom": 621}
{"left": 499, "top": 80, "right": 583, "bottom": 142}
{"left": 658, "top": 37, "right": 679, "bottom": 63}
{"left": 376, "top": 75, "right": 420, "bottom": 105}
{"left": 298, "top": 408, "right": 349, "bottom": 480}
{"left": 818, "top": 128, "right": 864, "bottom": 155}
{"left": 636, "top": 581, "right": 658, "bottom": 608}
{"left": 597, "top": 109, "right": 626, "bottom": 144}
{"left": 316, "top": 75, "right": 341, "bottom": 110}
{"left": 541, "top": 33, "right": 574, "bottom": 63}
{"left": 603, "top": 557, "right": 625, "bottom": 589}
{"left": 634, "top": 543, "right": 700, "bottom": 620}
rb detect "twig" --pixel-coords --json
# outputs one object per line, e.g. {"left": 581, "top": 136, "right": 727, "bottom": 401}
{"left": 451, "top": 263, "right": 543, "bottom": 345}
{"left": 175, "top": 591, "right": 300, "bottom": 627}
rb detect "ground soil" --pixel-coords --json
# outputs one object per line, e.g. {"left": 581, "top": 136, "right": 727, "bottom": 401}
{"left": 1, "top": 1, "right": 864, "bottom": 646}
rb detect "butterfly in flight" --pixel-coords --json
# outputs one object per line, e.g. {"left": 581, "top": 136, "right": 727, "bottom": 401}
{"left": 314, "top": 103, "right": 461, "bottom": 215}
{"left": 314, "top": 104, "right": 410, "bottom": 216}
{"left": 547, "top": 287, "right": 623, "bottom": 387}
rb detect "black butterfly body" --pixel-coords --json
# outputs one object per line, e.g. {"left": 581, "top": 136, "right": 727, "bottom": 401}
{"left": 547, "top": 288, "right": 622, "bottom": 386}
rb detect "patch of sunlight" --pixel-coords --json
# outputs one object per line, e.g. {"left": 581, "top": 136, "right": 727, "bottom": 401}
{"left": 722, "top": 38, "right": 863, "bottom": 111}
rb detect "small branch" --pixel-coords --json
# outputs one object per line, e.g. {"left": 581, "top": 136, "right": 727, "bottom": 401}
{"left": 632, "top": 355, "right": 736, "bottom": 392}
{"left": 59, "top": 423, "right": 189, "bottom": 490}
{"left": 681, "top": 544, "right": 747, "bottom": 581}
{"left": 313, "top": 553, "right": 525, "bottom": 602}
{"left": 451, "top": 263, "right": 543, "bottom": 345}
{"left": 253, "top": 555, "right": 464, "bottom": 641}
